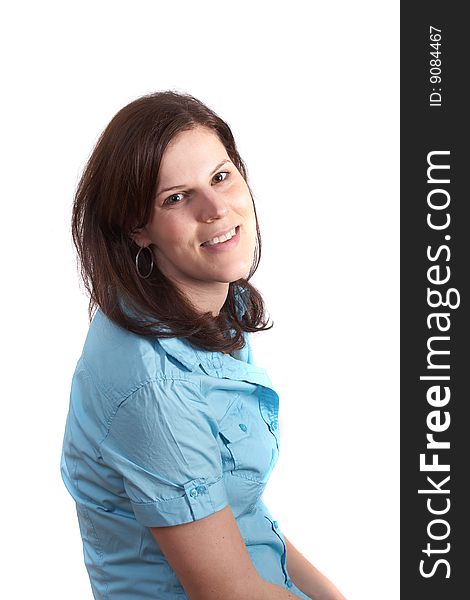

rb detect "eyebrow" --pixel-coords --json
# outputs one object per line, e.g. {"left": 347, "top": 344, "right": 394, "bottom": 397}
{"left": 156, "top": 159, "right": 232, "bottom": 196}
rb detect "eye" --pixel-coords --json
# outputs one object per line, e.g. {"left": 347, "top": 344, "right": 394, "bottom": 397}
{"left": 163, "top": 192, "right": 185, "bottom": 206}
{"left": 212, "top": 171, "right": 229, "bottom": 184}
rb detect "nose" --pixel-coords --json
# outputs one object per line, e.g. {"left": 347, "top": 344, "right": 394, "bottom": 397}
{"left": 197, "top": 188, "right": 229, "bottom": 223}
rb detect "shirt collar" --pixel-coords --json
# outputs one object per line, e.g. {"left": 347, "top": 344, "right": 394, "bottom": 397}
{"left": 157, "top": 333, "right": 274, "bottom": 390}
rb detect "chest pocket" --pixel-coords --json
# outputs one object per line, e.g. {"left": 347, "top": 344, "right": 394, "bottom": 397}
{"left": 218, "top": 396, "right": 278, "bottom": 485}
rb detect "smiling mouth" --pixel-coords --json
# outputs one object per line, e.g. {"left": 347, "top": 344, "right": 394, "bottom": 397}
{"left": 201, "top": 226, "right": 239, "bottom": 247}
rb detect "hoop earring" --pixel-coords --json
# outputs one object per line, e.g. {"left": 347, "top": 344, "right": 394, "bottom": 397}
{"left": 135, "top": 246, "right": 154, "bottom": 279}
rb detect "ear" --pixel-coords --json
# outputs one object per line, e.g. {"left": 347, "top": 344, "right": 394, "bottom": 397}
{"left": 130, "top": 226, "right": 152, "bottom": 248}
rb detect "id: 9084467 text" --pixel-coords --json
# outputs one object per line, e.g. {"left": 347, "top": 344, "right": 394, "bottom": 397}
{"left": 429, "top": 26, "right": 442, "bottom": 108}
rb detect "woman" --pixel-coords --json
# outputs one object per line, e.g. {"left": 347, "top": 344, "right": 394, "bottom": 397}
{"left": 61, "top": 91, "right": 346, "bottom": 600}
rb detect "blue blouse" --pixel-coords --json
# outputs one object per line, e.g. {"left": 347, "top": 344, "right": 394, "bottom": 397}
{"left": 61, "top": 309, "right": 310, "bottom": 599}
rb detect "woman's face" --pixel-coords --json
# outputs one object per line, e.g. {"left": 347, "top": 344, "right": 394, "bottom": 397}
{"left": 134, "top": 126, "right": 257, "bottom": 299}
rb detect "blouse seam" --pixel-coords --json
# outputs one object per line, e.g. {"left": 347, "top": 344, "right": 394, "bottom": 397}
{"left": 80, "top": 505, "right": 111, "bottom": 599}
{"left": 218, "top": 392, "right": 242, "bottom": 423}
{"left": 98, "top": 377, "right": 202, "bottom": 447}
{"left": 82, "top": 354, "right": 198, "bottom": 403}
{"left": 229, "top": 471, "right": 266, "bottom": 484}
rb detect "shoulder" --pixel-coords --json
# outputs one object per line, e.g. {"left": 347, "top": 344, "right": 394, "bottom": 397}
{"left": 79, "top": 310, "right": 196, "bottom": 400}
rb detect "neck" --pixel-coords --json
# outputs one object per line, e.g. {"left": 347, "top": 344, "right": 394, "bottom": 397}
{"left": 173, "top": 279, "right": 230, "bottom": 317}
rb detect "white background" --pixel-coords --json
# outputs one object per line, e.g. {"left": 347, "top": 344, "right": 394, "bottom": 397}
{"left": 1, "top": 1, "right": 399, "bottom": 598}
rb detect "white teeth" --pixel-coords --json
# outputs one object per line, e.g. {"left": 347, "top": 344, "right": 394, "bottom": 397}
{"left": 203, "top": 227, "right": 237, "bottom": 246}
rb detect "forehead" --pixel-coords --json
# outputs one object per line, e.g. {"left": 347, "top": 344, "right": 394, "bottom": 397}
{"left": 158, "top": 126, "right": 229, "bottom": 181}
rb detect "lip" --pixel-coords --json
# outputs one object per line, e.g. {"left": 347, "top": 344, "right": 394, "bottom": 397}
{"left": 200, "top": 225, "right": 241, "bottom": 252}
{"left": 200, "top": 225, "right": 240, "bottom": 246}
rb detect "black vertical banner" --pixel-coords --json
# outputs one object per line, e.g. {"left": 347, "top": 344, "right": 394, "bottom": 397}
{"left": 401, "top": 3, "right": 469, "bottom": 599}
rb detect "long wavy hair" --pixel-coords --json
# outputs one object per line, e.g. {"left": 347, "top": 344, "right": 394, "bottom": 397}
{"left": 71, "top": 91, "right": 272, "bottom": 353}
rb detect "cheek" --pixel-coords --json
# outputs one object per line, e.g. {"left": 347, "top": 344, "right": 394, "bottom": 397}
{"left": 231, "top": 188, "right": 255, "bottom": 218}
{"left": 151, "top": 218, "right": 191, "bottom": 251}
{"left": 242, "top": 202, "right": 257, "bottom": 232}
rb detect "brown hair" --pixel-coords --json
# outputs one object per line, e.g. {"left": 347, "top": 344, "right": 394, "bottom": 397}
{"left": 71, "top": 91, "right": 272, "bottom": 353}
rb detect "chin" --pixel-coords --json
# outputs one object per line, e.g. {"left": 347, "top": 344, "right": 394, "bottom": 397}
{"left": 219, "top": 264, "right": 252, "bottom": 283}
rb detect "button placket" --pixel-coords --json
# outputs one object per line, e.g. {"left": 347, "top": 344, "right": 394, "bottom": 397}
{"left": 257, "top": 388, "right": 280, "bottom": 451}
{"left": 265, "top": 516, "right": 290, "bottom": 585}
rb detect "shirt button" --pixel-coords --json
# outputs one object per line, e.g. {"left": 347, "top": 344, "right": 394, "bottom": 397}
{"left": 270, "top": 420, "right": 278, "bottom": 430}
{"left": 272, "top": 520, "right": 278, "bottom": 529}
{"left": 286, "top": 579, "right": 293, "bottom": 588}
{"left": 239, "top": 423, "right": 247, "bottom": 432}
{"left": 189, "top": 488, "right": 198, "bottom": 498}
{"left": 196, "top": 485, "right": 207, "bottom": 494}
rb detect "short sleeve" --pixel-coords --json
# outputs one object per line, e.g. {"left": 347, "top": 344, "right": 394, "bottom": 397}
{"left": 100, "top": 378, "right": 229, "bottom": 527}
